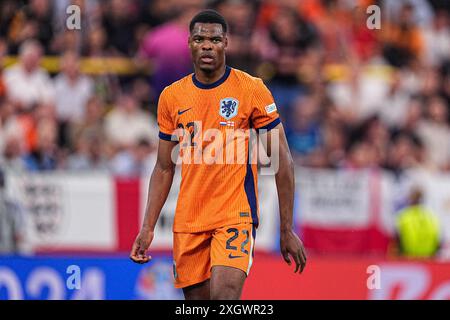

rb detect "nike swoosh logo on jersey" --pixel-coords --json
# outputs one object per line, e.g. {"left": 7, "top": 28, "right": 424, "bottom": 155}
{"left": 228, "top": 253, "right": 244, "bottom": 259}
{"left": 178, "top": 108, "right": 192, "bottom": 115}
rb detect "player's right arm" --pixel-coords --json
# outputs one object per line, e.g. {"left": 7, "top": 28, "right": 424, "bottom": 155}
{"left": 130, "top": 87, "right": 177, "bottom": 264}
{"left": 130, "top": 138, "right": 177, "bottom": 264}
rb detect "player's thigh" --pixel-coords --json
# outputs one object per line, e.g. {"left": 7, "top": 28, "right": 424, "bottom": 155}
{"left": 210, "top": 265, "right": 246, "bottom": 299}
{"left": 173, "top": 231, "right": 213, "bottom": 290}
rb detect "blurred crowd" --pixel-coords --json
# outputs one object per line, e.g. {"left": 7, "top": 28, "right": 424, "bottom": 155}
{"left": 0, "top": 0, "right": 449, "bottom": 176}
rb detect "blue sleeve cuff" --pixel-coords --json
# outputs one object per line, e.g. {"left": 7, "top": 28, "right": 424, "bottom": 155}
{"left": 256, "top": 117, "right": 281, "bottom": 131}
{"left": 159, "top": 131, "right": 173, "bottom": 141}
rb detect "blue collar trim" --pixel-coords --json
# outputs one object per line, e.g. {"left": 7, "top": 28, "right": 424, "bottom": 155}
{"left": 192, "top": 66, "right": 231, "bottom": 89}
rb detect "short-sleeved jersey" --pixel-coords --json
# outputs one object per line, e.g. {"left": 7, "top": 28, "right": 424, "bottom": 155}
{"left": 158, "top": 66, "right": 280, "bottom": 233}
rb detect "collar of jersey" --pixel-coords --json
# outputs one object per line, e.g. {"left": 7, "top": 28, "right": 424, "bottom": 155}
{"left": 192, "top": 65, "right": 231, "bottom": 89}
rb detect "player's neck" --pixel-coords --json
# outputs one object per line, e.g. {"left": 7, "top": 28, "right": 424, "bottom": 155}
{"left": 194, "top": 65, "right": 227, "bottom": 85}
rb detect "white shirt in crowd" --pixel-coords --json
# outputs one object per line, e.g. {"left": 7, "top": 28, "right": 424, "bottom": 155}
{"left": 105, "top": 108, "right": 159, "bottom": 148}
{"left": 54, "top": 74, "right": 94, "bottom": 122}
{"left": 327, "top": 69, "right": 390, "bottom": 121}
{"left": 423, "top": 26, "right": 450, "bottom": 67}
{"left": 417, "top": 121, "right": 450, "bottom": 170}
{"left": 3, "top": 64, "right": 55, "bottom": 108}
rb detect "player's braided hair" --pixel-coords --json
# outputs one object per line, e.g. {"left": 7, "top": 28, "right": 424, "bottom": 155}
{"left": 189, "top": 9, "right": 228, "bottom": 33}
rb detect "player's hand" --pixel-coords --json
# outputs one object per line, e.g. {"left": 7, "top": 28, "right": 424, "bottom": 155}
{"left": 130, "top": 228, "right": 154, "bottom": 264}
{"left": 280, "top": 229, "right": 307, "bottom": 274}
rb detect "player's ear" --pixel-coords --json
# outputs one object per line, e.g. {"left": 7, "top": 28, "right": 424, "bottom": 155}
{"left": 224, "top": 35, "right": 228, "bottom": 49}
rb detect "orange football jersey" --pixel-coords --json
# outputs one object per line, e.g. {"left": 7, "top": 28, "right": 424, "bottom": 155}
{"left": 157, "top": 66, "right": 280, "bottom": 233}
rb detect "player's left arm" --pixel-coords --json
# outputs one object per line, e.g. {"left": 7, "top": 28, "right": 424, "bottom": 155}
{"left": 262, "top": 124, "right": 307, "bottom": 274}
{"left": 252, "top": 78, "right": 307, "bottom": 273}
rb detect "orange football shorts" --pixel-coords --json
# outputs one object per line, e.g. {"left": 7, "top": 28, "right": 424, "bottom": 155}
{"left": 172, "top": 222, "right": 256, "bottom": 289}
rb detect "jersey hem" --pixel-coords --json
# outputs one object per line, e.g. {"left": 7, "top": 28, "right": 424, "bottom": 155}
{"left": 173, "top": 218, "right": 256, "bottom": 233}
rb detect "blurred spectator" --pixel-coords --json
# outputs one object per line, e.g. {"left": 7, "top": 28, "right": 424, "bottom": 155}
{"left": 327, "top": 64, "right": 392, "bottom": 121}
{"left": 1, "top": 105, "right": 38, "bottom": 155}
{"left": 6, "top": 0, "right": 55, "bottom": 54}
{"left": 140, "top": 0, "right": 177, "bottom": 28}
{"left": 82, "top": 25, "right": 114, "bottom": 57}
{"left": 253, "top": 5, "right": 319, "bottom": 118}
{"left": 54, "top": 51, "right": 92, "bottom": 114}
{"left": 419, "top": 66, "right": 442, "bottom": 97}
{"left": 347, "top": 4, "right": 380, "bottom": 64}
{"left": 0, "top": 168, "right": 26, "bottom": 254}
{"left": 67, "top": 134, "right": 109, "bottom": 171}
{"left": 0, "top": 97, "right": 28, "bottom": 168}
{"left": 360, "top": 115, "right": 390, "bottom": 166}
{"left": 23, "top": 104, "right": 59, "bottom": 171}
{"left": 384, "top": 0, "right": 435, "bottom": 28}
{"left": 395, "top": 187, "right": 441, "bottom": 258}
{"left": 422, "top": 10, "right": 450, "bottom": 67}
{"left": 0, "top": 1, "right": 19, "bottom": 40}
{"left": 319, "top": 103, "right": 348, "bottom": 167}
{"left": 386, "top": 131, "right": 423, "bottom": 174}
{"left": 0, "top": 136, "right": 28, "bottom": 172}
{"left": 54, "top": 51, "right": 94, "bottom": 147}
{"left": 308, "top": 0, "right": 352, "bottom": 64}
{"left": 105, "top": 93, "right": 158, "bottom": 150}
{"left": 215, "top": 0, "right": 257, "bottom": 72}
{"left": 378, "top": 71, "right": 411, "bottom": 127}
{"left": 102, "top": 0, "right": 141, "bottom": 56}
{"left": 398, "top": 95, "right": 424, "bottom": 133}
{"left": 110, "top": 138, "right": 156, "bottom": 176}
{"left": 381, "top": 3, "right": 425, "bottom": 67}
{"left": 130, "top": 77, "right": 155, "bottom": 117}
{"left": 51, "top": 29, "right": 83, "bottom": 55}
{"left": 67, "top": 97, "right": 108, "bottom": 171}
{"left": 138, "top": 5, "right": 199, "bottom": 100}
{"left": 285, "top": 95, "right": 322, "bottom": 162}
{"left": 344, "top": 140, "right": 379, "bottom": 169}
{"left": 3, "top": 40, "right": 54, "bottom": 111}
{"left": 416, "top": 95, "right": 450, "bottom": 170}
{"left": 70, "top": 96, "right": 107, "bottom": 149}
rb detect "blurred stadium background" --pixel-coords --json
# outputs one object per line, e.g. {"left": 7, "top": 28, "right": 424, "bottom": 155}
{"left": 1, "top": 0, "right": 450, "bottom": 300}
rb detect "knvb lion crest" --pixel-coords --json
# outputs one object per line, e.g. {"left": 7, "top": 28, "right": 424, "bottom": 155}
{"left": 219, "top": 97, "right": 239, "bottom": 120}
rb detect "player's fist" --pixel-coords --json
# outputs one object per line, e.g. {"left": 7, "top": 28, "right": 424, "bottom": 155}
{"left": 130, "top": 229, "right": 154, "bottom": 264}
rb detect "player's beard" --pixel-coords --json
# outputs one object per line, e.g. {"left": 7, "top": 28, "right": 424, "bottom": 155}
{"left": 198, "top": 65, "right": 215, "bottom": 74}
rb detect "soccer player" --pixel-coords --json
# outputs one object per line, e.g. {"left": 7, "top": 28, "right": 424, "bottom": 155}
{"left": 130, "top": 9, "right": 307, "bottom": 300}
